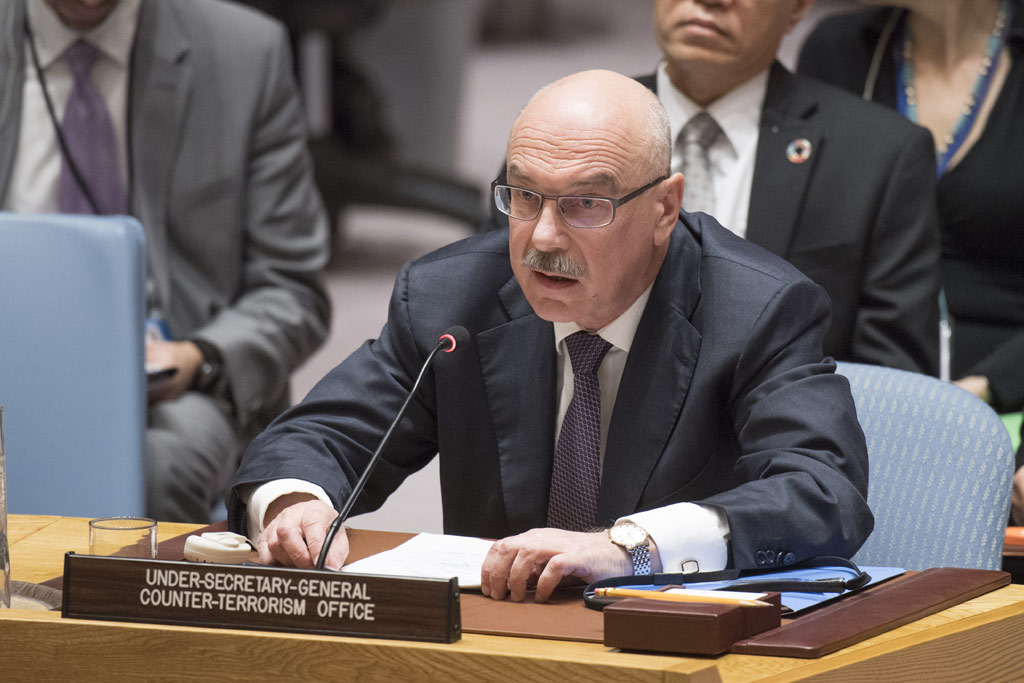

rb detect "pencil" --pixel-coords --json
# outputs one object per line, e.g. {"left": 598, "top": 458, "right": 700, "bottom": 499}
{"left": 595, "top": 587, "right": 772, "bottom": 607}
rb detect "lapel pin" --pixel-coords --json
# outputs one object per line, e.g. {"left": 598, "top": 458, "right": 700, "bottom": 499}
{"left": 786, "top": 138, "right": 812, "bottom": 164}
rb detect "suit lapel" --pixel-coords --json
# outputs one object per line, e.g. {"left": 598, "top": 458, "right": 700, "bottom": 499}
{"left": 129, "top": 0, "right": 190, "bottom": 311}
{"left": 746, "top": 62, "right": 822, "bottom": 258}
{"left": 478, "top": 277, "right": 557, "bottom": 532}
{"left": 600, "top": 218, "right": 703, "bottom": 522}
{"left": 0, "top": 0, "right": 26, "bottom": 205}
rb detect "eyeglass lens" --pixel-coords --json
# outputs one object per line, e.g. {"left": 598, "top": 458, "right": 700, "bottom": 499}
{"left": 495, "top": 186, "right": 613, "bottom": 228}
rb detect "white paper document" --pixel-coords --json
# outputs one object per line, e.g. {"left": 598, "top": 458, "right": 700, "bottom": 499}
{"left": 340, "top": 533, "right": 494, "bottom": 588}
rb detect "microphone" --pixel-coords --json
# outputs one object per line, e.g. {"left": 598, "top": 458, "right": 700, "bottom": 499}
{"left": 315, "top": 326, "right": 470, "bottom": 570}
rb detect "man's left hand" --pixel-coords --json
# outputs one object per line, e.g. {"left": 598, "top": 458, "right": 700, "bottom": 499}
{"left": 479, "top": 528, "right": 660, "bottom": 602}
{"left": 146, "top": 340, "right": 203, "bottom": 403}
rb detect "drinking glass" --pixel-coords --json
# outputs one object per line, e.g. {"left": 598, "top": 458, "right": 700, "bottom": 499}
{"left": 88, "top": 516, "right": 157, "bottom": 559}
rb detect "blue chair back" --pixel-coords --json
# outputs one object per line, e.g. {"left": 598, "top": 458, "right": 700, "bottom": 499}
{"left": 0, "top": 213, "right": 146, "bottom": 517}
{"left": 836, "top": 362, "right": 1013, "bottom": 570}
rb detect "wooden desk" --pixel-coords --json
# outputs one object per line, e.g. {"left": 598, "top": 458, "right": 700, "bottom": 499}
{"left": 5, "top": 515, "right": 1024, "bottom": 682}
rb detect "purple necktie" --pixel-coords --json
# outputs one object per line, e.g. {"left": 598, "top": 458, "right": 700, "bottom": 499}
{"left": 547, "top": 331, "right": 612, "bottom": 531}
{"left": 58, "top": 40, "right": 126, "bottom": 215}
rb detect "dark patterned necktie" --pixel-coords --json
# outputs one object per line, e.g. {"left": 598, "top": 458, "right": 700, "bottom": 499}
{"left": 675, "top": 111, "right": 722, "bottom": 215}
{"left": 547, "top": 331, "right": 612, "bottom": 531}
{"left": 58, "top": 40, "right": 126, "bottom": 215}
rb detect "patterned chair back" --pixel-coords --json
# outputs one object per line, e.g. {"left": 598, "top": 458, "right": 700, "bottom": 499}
{"left": 837, "top": 362, "right": 1013, "bottom": 570}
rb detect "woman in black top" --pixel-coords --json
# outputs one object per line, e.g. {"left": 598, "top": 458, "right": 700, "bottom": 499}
{"left": 798, "top": 0, "right": 1024, "bottom": 521}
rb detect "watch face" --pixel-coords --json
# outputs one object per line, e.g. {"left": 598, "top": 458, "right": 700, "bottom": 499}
{"left": 611, "top": 522, "right": 646, "bottom": 547}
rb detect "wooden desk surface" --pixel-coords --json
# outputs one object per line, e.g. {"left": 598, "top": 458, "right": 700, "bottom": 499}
{"left": 5, "top": 515, "right": 1024, "bottom": 682}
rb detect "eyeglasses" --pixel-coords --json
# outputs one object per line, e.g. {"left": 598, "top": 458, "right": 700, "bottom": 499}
{"left": 491, "top": 176, "right": 667, "bottom": 229}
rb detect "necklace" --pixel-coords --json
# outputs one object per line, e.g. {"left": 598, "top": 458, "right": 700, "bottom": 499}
{"left": 896, "top": 0, "right": 1013, "bottom": 176}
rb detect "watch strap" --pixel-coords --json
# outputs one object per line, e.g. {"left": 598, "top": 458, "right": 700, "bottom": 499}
{"left": 188, "top": 338, "right": 227, "bottom": 396}
{"left": 629, "top": 541, "right": 652, "bottom": 576}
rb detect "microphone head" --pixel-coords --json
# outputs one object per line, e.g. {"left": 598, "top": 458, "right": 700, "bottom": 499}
{"left": 439, "top": 325, "right": 470, "bottom": 353}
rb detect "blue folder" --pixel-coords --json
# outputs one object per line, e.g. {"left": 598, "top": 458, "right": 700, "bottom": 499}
{"left": 613, "top": 565, "right": 906, "bottom": 615}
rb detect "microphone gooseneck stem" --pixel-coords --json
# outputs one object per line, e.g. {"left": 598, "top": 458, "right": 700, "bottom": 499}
{"left": 315, "top": 338, "right": 449, "bottom": 570}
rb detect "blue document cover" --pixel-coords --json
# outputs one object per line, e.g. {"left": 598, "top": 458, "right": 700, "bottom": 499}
{"left": 614, "top": 565, "right": 906, "bottom": 615}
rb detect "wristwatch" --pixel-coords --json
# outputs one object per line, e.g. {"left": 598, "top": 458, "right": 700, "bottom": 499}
{"left": 189, "top": 338, "right": 226, "bottom": 397}
{"left": 608, "top": 520, "right": 652, "bottom": 576}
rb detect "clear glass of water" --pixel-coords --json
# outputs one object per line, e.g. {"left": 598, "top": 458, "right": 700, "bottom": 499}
{"left": 88, "top": 516, "right": 157, "bottom": 559}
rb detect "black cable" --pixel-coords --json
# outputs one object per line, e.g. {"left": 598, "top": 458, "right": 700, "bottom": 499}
{"left": 315, "top": 338, "right": 449, "bottom": 570}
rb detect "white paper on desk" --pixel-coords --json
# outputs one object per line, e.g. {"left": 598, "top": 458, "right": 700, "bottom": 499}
{"left": 339, "top": 533, "right": 493, "bottom": 588}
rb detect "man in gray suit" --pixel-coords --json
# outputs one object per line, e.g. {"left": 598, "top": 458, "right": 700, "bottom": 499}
{"left": 0, "top": 0, "right": 331, "bottom": 522}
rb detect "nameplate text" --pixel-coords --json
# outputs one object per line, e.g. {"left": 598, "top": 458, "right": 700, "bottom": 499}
{"left": 61, "top": 553, "right": 460, "bottom": 643}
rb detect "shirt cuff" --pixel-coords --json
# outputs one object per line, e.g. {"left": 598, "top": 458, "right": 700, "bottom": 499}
{"left": 620, "top": 503, "right": 730, "bottom": 574}
{"left": 245, "top": 479, "right": 334, "bottom": 544}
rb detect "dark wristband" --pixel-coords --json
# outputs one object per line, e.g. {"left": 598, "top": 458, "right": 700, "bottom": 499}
{"left": 189, "top": 338, "right": 226, "bottom": 396}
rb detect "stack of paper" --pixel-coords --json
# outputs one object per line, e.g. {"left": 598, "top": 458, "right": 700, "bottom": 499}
{"left": 340, "top": 533, "right": 493, "bottom": 588}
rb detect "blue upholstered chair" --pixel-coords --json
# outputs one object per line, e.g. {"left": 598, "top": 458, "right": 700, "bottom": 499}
{"left": 0, "top": 213, "right": 146, "bottom": 517}
{"left": 836, "top": 362, "right": 1014, "bottom": 571}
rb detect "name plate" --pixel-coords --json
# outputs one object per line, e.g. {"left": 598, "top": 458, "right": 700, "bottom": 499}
{"left": 61, "top": 553, "right": 460, "bottom": 643}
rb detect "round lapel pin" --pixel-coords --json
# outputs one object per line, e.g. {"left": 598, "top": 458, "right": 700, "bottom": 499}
{"left": 786, "top": 138, "right": 812, "bottom": 164}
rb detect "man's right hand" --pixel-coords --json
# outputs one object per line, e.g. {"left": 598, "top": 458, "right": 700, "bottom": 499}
{"left": 145, "top": 340, "right": 203, "bottom": 404}
{"left": 257, "top": 493, "right": 348, "bottom": 570}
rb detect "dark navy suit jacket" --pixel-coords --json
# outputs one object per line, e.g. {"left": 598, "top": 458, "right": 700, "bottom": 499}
{"left": 229, "top": 212, "right": 873, "bottom": 570}
{"left": 230, "top": 214, "right": 872, "bottom": 573}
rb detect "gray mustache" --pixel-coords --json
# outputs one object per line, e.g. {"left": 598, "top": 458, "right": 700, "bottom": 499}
{"left": 522, "top": 249, "right": 587, "bottom": 278}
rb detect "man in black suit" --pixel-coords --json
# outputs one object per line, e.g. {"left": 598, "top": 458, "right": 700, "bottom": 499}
{"left": 229, "top": 70, "right": 871, "bottom": 602}
{"left": 642, "top": 0, "right": 941, "bottom": 374}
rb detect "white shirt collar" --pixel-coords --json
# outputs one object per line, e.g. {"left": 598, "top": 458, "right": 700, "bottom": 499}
{"left": 28, "top": 0, "right": 141, "bottom": 69}
{"left": 656, "top": 61, "right": 768, "bottom": 160}
{"left": 552, "top": 284, "right": 654, "bottom": 354}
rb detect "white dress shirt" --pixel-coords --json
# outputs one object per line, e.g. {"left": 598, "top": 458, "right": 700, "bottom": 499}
{"left": 249, "top": 285, "right": 730, "bottom": 575}
{"left": 3, "top": 0, "right": 140, "bottom": 213}
{"left": 657, "top": 62, "right": 768, "bottom": 239}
